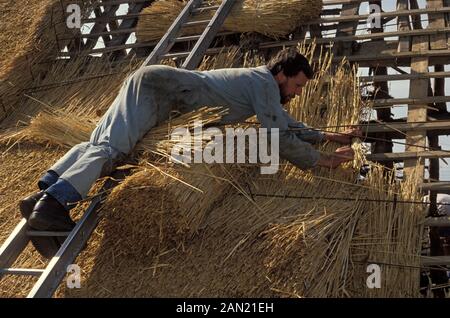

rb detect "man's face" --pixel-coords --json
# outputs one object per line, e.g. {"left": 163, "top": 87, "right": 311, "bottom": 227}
{"left": 277, "top": 71, "right": 309, "bottom": 105}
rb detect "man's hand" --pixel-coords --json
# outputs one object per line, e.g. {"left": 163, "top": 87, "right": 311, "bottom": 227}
{"left": 324, "top": 127, "right": 362, "bottom": 144}
{"left": 335, "top": 145, "right": 355, "bottom": 160}
{"left": 315, "top": 146, "right": 355, "bottom": 169}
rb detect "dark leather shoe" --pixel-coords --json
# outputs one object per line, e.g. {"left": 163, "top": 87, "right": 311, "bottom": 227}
{"left": 28, "top": 193, "right": 76, "bottom": 231}
{"left": 20, "top": 192, "right": 67, "bottom": 259}
{"left": 19, "top": 191, "right": 45, "bottom": 219}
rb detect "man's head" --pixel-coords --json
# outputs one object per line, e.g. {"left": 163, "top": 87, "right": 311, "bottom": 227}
{"left": 267, "top": 48, "right": 314, "bottom": 104}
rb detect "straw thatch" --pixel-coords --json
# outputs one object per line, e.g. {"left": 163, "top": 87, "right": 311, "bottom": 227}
{"left": 0, "top": 1, "right": 99, "bottom": 126}
{"left": 136, "top": 0, "right": 322, "bottom": 43}
{"left": 0, "top": 54, "right": 141, "bottom": 126}
{"left": 0, "top": 34, "right": 426, "bottom": 297}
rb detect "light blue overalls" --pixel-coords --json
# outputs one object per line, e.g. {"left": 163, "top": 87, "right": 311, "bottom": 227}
{"left": 39, "top": 65, "right": 324, "bottom": 209}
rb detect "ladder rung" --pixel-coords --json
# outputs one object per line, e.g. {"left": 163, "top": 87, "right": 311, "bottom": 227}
{"left": 161, "top": 51, "right": 190, "bottom": 59}
{"left": 424, "top": 217, "right": 450, "bottom": 227}
{"left": 27, "top": 231, "right": 71, "bottom": 237}
{"left": 0, "top": 268, "right": 45, "bottom": 276}
{"left": 174, "top": 35, "right": 202, "bottom": 42}
{"left": 421, "top": 182, "right": 450, "bottom": 192}
{"left": 183, "top": 20, "right": 211, "bottom": 27}
{"left": 421, "top": 256, "right": 450, "bottom": 266}
{"left": 174, "top": 31, "right": 236, "bottom": 43}
{"left": 192, "top": 5, "right": 220, "bottom": 13}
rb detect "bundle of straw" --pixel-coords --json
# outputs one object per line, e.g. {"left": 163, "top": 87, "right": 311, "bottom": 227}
{"left": 136, "top": 0, "right": 322, "bottom": 43}
{"left": 0, "top": 110, "right": 95, "bottom": 148}
{"left": 0, "top": 106, "right": 227, "bottom": 164}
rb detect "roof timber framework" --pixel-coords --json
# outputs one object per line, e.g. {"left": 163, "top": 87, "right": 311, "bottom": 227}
{"left": 57, "top": 0, "right": 153, "bottom": 60}
{"left": 305, "top": 0, "right": 450, "bottom": 297}
{"left": 54, "top": 0, "right": 450, "bottom": 296}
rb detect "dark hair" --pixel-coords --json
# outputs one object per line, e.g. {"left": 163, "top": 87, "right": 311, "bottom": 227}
{"left": 267, "top": 48, "right": 314, "bottom": 79}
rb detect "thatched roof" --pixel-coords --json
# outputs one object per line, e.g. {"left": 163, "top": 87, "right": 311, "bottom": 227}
{"left": 0, "top": 0, "right": 104, "bottom": 127}
{"left": 0, "top": 43, "right": 424, "bottom": 297}
{"left": 0, "top": 1, "right": 426, "bottom": 298}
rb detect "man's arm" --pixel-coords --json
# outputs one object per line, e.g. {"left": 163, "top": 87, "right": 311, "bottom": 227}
{"left": 251, "top": 83, "right": 354, "bottom": 170}
{"left": 281, "top": 109, "right": 324, "bottom": 144}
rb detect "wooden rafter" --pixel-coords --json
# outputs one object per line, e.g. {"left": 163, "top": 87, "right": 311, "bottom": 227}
{"left": 107, "top": 1, "right": 152, "bottom": 60}
{"left": 84, "top": 3, "right": 120, "bottom": 51}
{"left": 397, "top": 0, "right": 411, "bottom": 52}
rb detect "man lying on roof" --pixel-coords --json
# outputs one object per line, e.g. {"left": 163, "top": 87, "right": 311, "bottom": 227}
{"left": 19, "top": 48, "right": 361, "bottom": 257}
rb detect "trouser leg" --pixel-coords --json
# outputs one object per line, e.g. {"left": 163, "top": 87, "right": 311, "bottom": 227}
{"left": 39, "top": 65, "right": 194, "bottom": 210}
{"left": 45, "top": 143, "right": 122, "bottom": 210}
{"left": 89, "top": 66, "right": 165, "bottom": 154}
{"left": 38, "top": 142, "right": 90, "bottom": 190}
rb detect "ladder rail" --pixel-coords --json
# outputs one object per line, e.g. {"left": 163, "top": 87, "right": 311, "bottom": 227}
{"left": 183, "top": 0, "right": 236, "bottom": 70}
{"left": 0, "top": 268, "right": 45, "bottom": 276}
{"left": 0, "top": 219, "right": 30, "bottom": 279}
{"left": 26, "top": 193, "right": 104, "bottom": 298}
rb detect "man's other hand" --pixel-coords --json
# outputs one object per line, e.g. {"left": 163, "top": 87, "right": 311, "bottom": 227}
{"left": 315, "top": 146, "right": 355, "bottom": 169}
{"left": 335, "top": 145, "right": 355, "bottom": 160}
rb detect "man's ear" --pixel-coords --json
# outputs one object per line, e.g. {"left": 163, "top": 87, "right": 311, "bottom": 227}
{"left": 274, "top": 70, "right": 287, "bottom": 84}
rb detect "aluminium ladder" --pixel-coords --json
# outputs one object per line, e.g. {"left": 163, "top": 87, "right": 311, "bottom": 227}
{"left": 0, "top": 0, "right": 236, "bottom": 298}
{"left": 143, "top": 0, "right": 236, "bottom": 70}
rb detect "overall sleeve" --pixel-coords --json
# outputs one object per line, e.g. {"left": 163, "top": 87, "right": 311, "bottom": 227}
{"left": 280, "top": 108, "right": 324, "bottom": 144}
{"left": 250, "top": 81, "right": 321, "bottom": 170}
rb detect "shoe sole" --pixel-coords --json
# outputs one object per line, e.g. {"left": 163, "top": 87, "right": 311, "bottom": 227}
{"left": 30, "top": 237, "right": 62, "bottom": 259}
{"left": 20, "top": 198, "right": 67, "bottom": 259}
{"left": 28, "top": 212, "right": 75, "bottom": 232}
